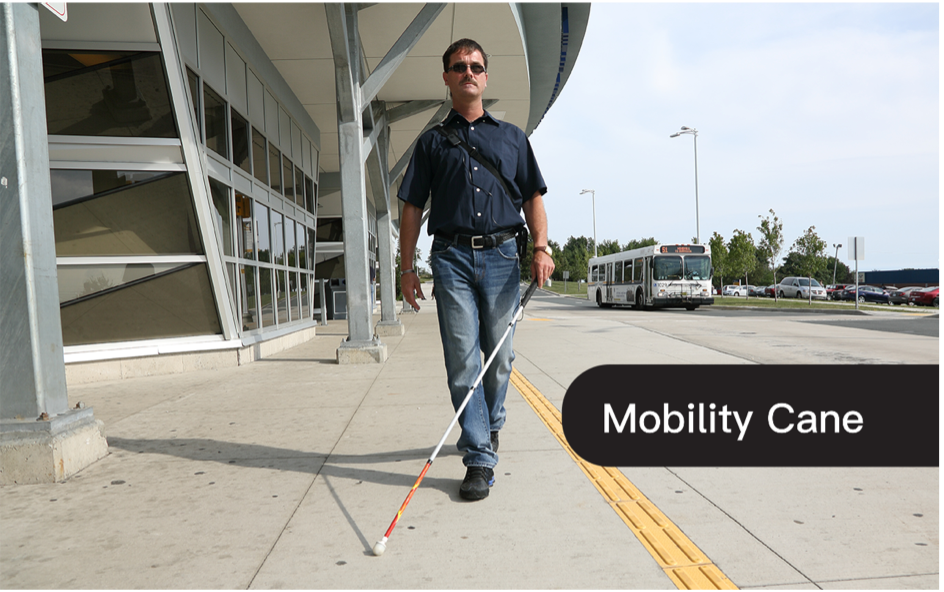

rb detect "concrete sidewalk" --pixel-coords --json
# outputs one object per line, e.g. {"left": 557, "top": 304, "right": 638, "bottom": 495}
{"left": 0, "top": 286, "right": 938, "bottom": 589}
{"left": 0, "top": 290, "right": 672, "bottom": 589}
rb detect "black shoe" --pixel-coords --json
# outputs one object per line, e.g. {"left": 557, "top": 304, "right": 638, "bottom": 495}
{"left": 459, "top": 466, "right": 495, "bottom": 501}
{"left": 490, "top": 430, "right": 499, "bottom": 452}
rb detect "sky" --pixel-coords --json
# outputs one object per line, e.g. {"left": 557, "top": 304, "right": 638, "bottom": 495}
{"left": 518, "top": 2, "right": 939, "bottom": 273}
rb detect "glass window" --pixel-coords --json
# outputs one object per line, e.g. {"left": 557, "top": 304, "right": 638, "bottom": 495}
{"left": 282, "top": 156, "right": 294, "bottom": 202}
{"left": 208, "top": 178, "right": 233, "bottom": 257}
{"left": 254, "top": 202, "right": 270, "bottom": 263}
{"left": 271, "top": 211, "right": 285, "bottom": 265}
{"left": 634, "top": 258, "right": 644, "bottom": 282}
{"left": 316, "top": 217, "right": 343, "bottom": 242}
{"left": 187, "top": 68, "right": 200, "bottom": 140}
{"left": 623, "top": 260, "right": 633, "bottom": 282}
{"left": 252, "top": 128, "right": 267, "bottom": 185}
{"left": 276, "top": 269, "right": 289, "bottom": 324}
{"left": 58, "top": 263, "right": 221, "bottom": 346}
{"left": 296, "top": 223, "right": 307, "bottom": 270}
{"left": 43, "top": 50, "right": 177, "bottom": 138}
{"left": 289, "top": 270, "right": 300, "bottom": 322}
{"left": 294, "top": 166, "right": 305, "bottom": 207}
{"left": 235, "top": 192, "right": 254, "bottom": 260}
{"left": 305, "top": 176, "right": 315, "bottom": 215}
{"left": 259, "top": 267, "right": 273, "bottom": 327}
{"left": 300, "top": 274, "right": 310, "bottom": 320}
{"left": 231, "top": 110, "right": 251, "bottom": 174}
{"left": 203, "top": 84, "right": 227, "bottom": 158}
{"left": 268, "top": 143, "right": 281, "bottom": 193}
{"left": 240, "top": 264, "right": 258, "bottom": 330}
{"left": 226, "top": 262, "right": 237, "bottom": 315}
{"left": 307, "top": 228, "right": 316, "bottom": 269}
{"left": 683, "top": 256, "right": 711, "bottom": 280}
{"left": 51, "top": 170, "right": 202, "bottom": 256}
{"left": 285, "top": 218, "right": 296, "bottom": 268}
{"left": 654, "top": 256, "right": 683, "bottom": 281}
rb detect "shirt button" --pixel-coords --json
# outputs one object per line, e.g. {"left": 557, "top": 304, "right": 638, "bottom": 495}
{"left": 474, "top": 167, "right": 478, "bottom": 171}
{"left": 476, "top": 188, "right": 480, "bottom": 192}
{"left": 471, "top": 126, "right": 475, "bottom": 131}
{"left": 477, "top": 212, "right": 482, "bottom": 217}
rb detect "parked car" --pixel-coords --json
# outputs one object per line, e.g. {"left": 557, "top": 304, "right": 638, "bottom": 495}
{"left": 722, "top": 285, "right": 749, "bottom": 296}
{"left": 765, "top": 284, "right": 777, "bottom": 297}
{"left": 749, "top": 285, "right": 767, "bottom": 297}
{"left": 826, "top": 284, "right": 851, "bottom": 300}
{"left": 908, "top": 286, "right": 939, "bottom": 307}
{"left": 837, "top": 285, "right": 890, "bottom": 304}
{"left": 888, "top": 286, "right": 921, "bottom": 305}
{"left": 778, "top": 277, "right": 827, "bottom": 300}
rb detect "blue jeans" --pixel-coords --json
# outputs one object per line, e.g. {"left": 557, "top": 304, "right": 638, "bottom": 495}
{"left": 429, "top": 235, "right": 520, "bottom": 468}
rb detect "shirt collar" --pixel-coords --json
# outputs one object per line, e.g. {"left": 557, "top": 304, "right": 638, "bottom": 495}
{"left": 443, "top": 108, "right": 500, "bottom": 127}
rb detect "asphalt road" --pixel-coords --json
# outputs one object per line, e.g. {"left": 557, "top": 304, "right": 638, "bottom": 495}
{"left": 527, "top": 292, "right": 939, "bottom": 365}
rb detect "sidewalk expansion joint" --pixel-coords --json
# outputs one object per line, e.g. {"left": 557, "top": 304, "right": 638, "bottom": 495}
{"left": 510, "top": 368, "right": 738, "bottom": 591}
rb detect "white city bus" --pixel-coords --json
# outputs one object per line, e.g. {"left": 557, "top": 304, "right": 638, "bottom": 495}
{"left": 587, "top": 243, "right": 714, "bottom": 310}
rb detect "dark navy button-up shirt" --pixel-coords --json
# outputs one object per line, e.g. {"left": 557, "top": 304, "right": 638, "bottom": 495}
{"left": 397, "top": 109, "right": 547, "bottom": 236}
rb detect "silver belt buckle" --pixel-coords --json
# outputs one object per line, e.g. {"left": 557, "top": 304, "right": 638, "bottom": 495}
{"left": 471, "top": 235, "right": 485, "bottom": 249}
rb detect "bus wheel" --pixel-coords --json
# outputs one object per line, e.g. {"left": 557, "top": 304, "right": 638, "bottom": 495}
{"left": 686, "top": 305, "right": 697, "bottom": 311}
{"left": 635, "top": 291, "right": 644, "bottom": 310}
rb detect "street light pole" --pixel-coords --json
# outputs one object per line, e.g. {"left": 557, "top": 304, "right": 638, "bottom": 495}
{"left": 670, "top": 126, "right": 700, "bottom": 244}
{"left": 832, "top": 243, "right": 842, "bottom": 285}
{"left": 580, "top": 189, "right": 597, "bottom": 258}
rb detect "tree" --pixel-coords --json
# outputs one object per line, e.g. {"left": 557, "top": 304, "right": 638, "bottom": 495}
{"left": 555, "top": 235, "right": 594, "bottom": 282}
{"left": 825, "top": 257, "right": 852, "bottom": 285}
{"left": 623, "top": 237, "right": 658, "bottom": 251}
{"left": 708, "top": 232, "right": 728, "bottom": 291}
{"left": 597, "top": 239, "right": 622, "bottom": 257}
{"left": 756, "top": 209, "right": 784, "bottom": 301}
{"left": 727, "top": 229, "right": 756, "bottom": 289}
{"left": 789, "top": 226, "right": 828, "bottom": 304}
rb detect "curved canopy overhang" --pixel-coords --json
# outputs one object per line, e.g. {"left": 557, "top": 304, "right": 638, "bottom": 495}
{"left": 232, "top": 3, "right": 589, "bottom": 222}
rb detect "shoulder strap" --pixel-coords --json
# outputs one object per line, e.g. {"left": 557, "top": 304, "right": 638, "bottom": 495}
{"left": 434, "top": 124, "right": 512, "bottom": 199}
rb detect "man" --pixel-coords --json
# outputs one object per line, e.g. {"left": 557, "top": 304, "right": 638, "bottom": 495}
{"left": 398, "top": 39, "right": 554, "bottom": 501}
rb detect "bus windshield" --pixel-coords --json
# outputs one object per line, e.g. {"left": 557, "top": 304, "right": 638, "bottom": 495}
{"left": 684, "top": 256, "right": 711, "bottom": 280}
{"left": 654, "top": 256, "right": 683, "bottom": 280}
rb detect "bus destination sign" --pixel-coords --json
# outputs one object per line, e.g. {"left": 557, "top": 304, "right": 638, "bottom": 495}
{"left": 661, "top": 245, "right": 705, "bottom": 254}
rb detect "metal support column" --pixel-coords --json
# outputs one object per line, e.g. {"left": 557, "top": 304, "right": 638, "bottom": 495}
{"left": 327, "top": 4, "right": 386, "bottom": 363}
{"left": 0, "top": 3, "right": 107, "bottom": 484}
{"left": 366, "top": 104, "right": 403, "bottom": 336}
{"left": 326, "top": 3, "right": 444, "bottom": 362}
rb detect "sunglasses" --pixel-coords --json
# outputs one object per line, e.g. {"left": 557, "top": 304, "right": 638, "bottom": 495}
{"left": 446, "top": 63, "right": 486, "bottom": 75}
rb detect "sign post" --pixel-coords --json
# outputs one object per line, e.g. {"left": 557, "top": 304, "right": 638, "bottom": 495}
{"left": 849, "top": 237, "right": 865, "bottom": 310}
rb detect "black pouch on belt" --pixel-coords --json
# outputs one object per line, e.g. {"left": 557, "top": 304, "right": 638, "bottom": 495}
{"left": 516, "top": 226, "right": 529, "bottom": 259}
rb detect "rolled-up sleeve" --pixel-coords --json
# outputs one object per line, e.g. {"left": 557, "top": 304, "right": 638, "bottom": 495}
{"left": 516, "top": 132, "right": 547, "bottom": 202}
{"left": 397, "top": 135, "right": 432, "bottom": 209}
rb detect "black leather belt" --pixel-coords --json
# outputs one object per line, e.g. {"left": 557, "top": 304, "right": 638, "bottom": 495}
{"left": 436, "top": 229, "right": 518, "bottom": 249}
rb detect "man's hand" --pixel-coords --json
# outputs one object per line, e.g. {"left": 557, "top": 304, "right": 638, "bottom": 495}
{"left": 400, "top": 272, "right": 425, "bottom": 311}
{"left": 531, "top": 250, "right": 555, "bottom": 288}
{"left": 399, "top": 202, "right": 426, "bottom": 310}
{"left": 522, "top": 191, "right": 554, "bottom": 288}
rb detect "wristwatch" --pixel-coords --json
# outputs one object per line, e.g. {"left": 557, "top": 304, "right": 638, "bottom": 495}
{"left": 533, "top": 245, "right": 553, "bottom": 257}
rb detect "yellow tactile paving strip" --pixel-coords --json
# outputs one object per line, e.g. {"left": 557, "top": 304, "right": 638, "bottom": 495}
{"left": 510, "top": 367, "right": 738, "bottom": 590}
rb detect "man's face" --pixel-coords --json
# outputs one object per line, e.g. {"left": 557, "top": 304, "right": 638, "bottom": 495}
{"left": 443, "top": 49, "right": 488, "bottom": 101}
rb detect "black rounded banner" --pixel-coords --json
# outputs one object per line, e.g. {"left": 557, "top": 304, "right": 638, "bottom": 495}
{"left": 561, "top": 364, "right": 938, "bottom": 467}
